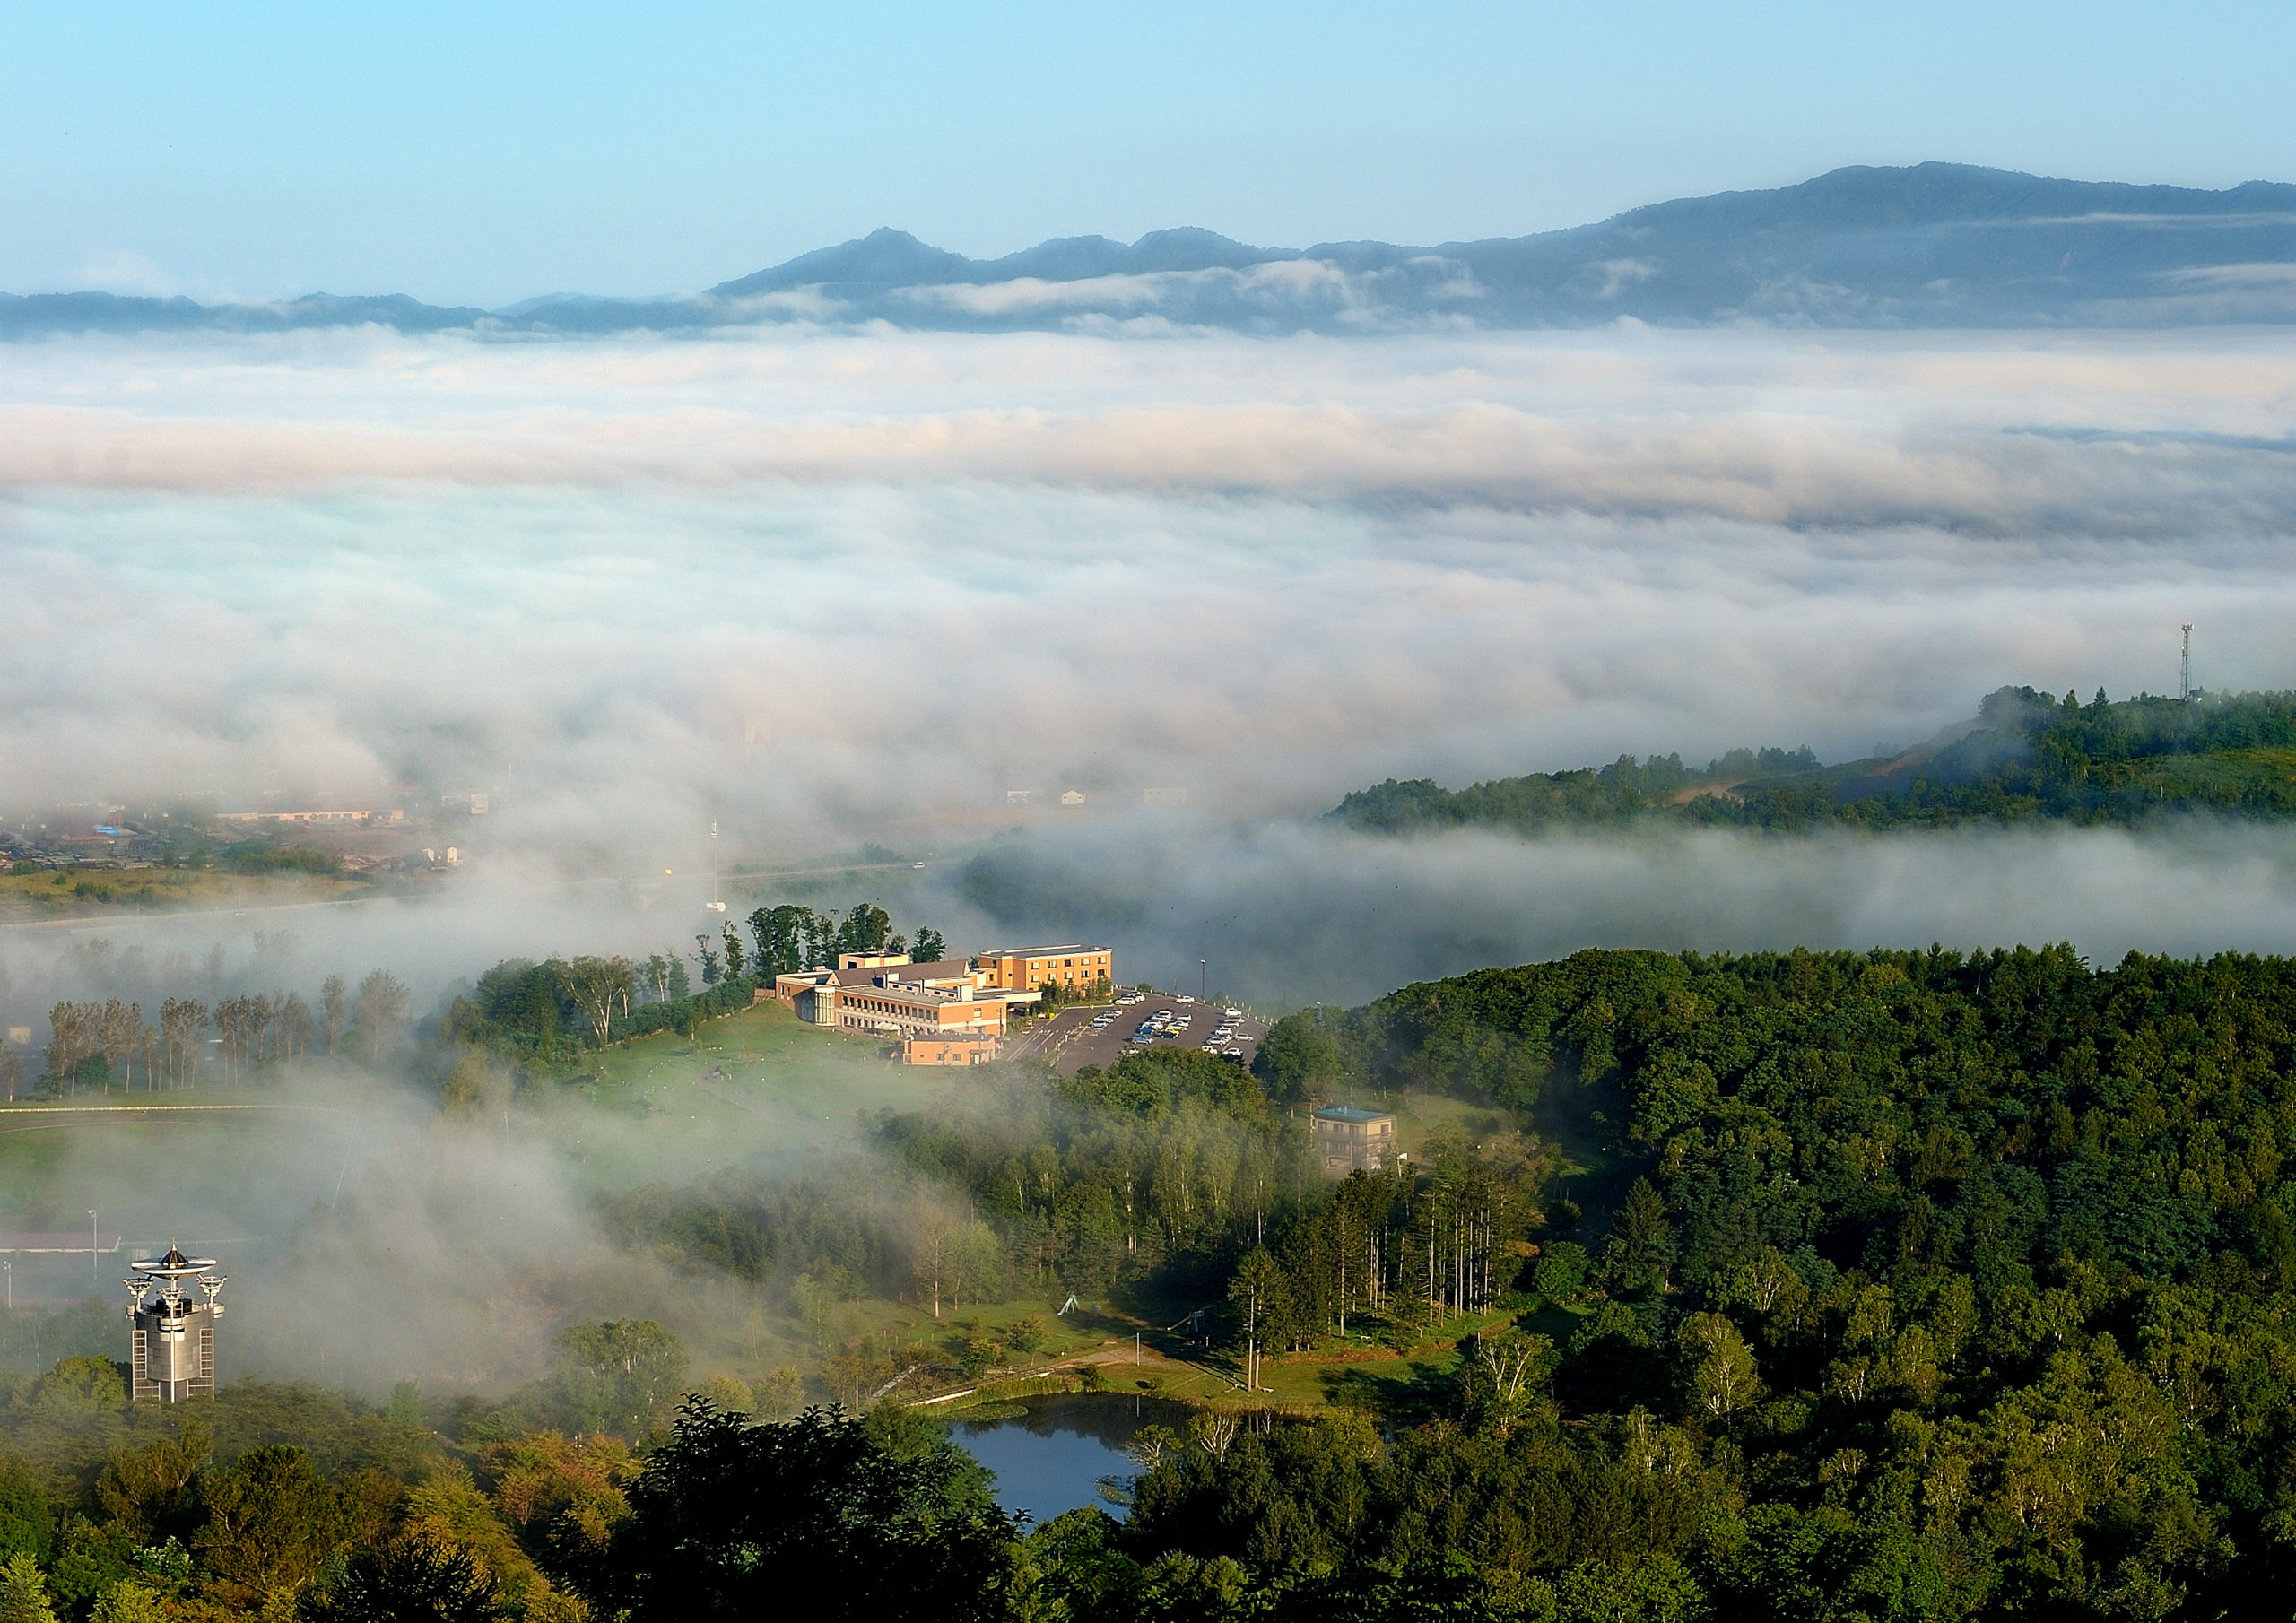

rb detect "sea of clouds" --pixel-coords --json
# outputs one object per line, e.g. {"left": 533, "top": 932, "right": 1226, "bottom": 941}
{"left": 4, "top": 322, "right": 2296, "bottom": 999}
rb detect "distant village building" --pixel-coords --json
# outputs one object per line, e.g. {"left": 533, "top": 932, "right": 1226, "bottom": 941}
{"left": 975, "top": 944, "right": 1114, "bottom": 996}
{"left": 1309, "top": 1107, "right": 1397, "bottom": 1173}
{"left": 1004, "top": 789, "right": 1036, "bottom": 805}
{"left": 1059, "top": 790, "right": 1086, "bottom": 807}
{"left": 216, "top": 809, "right": 399, "bottom": 825}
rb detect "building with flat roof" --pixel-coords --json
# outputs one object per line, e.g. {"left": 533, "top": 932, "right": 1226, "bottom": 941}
{"left": 772, "top": 958, "right": 987, "bottom": 1002}
{"left": 775, "top": 960, "right": 1039, "bottom": 1047}
{"left": 975, "top": 944, "right": 1114, "bottom": 997}
{"left": 1309, "top": 1106, "right": 1397, "bottom": 1173}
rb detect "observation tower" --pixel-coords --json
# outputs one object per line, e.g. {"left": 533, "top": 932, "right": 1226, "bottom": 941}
{"left": 123, "top": 1245, "right": 226, "bottom": 1402}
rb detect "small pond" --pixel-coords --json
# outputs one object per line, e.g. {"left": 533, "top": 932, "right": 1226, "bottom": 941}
{"left": 950, "top": 1394, "right": 1195, "bottom": 1523}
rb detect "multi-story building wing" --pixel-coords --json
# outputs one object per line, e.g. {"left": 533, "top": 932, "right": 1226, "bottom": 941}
{"left": 975, "top": 944, "right": 1115, "bottom": 995}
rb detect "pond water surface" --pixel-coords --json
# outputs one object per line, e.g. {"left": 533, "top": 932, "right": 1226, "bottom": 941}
{"left": 951, "top": 1395, "right": 1195, "bottom": 1523}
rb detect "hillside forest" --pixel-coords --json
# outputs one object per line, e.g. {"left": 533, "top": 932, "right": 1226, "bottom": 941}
{"left": 9, "top": 942, "right": 2296, "bottom": 1618}
{"left": 1330, "top": 684, "right": 2296, "bottom": 834}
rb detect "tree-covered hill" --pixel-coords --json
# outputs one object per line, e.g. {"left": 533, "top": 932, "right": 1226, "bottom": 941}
{"left": 23, "top": 941, "right": 2296, "bottom": 1618}
{"left": 1164, "top": 942, "right": 2296, "bottom": 1618}
{"left": 1328, "top": 685, "right": 2296, "bottom": 834}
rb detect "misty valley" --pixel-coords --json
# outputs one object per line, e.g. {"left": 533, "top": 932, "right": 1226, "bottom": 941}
{"left": 10, "top": 126, "right": 2296, "bottom": 1623}
{"left": 4, "top": 916, "right": 2296, "bottom": 1619}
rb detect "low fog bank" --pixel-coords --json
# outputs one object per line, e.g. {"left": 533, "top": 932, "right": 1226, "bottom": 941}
{"left": 0, "top": 1079, "right": 867, "bottom": 1394}
{"left": 15, "top": 814, "right": 2296, "bottom": 1028}
{"left": 937, "top": 815, "right": 2296, "bottom": 1008}
{"left": 5, "top": 491, "right": 2294, "bottom": 859}
{"left": 234, "top": 1103, "right": 808, "bottom": 1393}
{"left": 0, "top": 859, "right": 750, "bottom": 1030}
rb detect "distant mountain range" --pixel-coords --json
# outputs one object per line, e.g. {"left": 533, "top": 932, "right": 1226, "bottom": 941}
{"left": 10, "top": 163, "right": 2296, "bottom": 338}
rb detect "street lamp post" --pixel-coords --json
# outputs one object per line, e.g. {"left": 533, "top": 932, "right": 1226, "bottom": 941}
{"left": 1200, "top": 959, "right": 1206, "bottom": 1001}
{"left": 89, "top": 1211, "right": 97, "bottom": 1285}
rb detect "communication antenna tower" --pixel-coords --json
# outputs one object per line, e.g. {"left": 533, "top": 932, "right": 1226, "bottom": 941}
{"left": 704, "top": 820, "right": 726, "bottom": 913}
{"left": 2179, "top": 624, "right": 2193, "bottom": 702}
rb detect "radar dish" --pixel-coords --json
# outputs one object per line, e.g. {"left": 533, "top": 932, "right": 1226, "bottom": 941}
{"left": 132, "top": 1253, "right": 218, "bottom": 1278}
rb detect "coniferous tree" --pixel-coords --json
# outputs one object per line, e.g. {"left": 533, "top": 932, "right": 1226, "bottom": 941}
{"left": 0, "top": 1553, "right": 58, "bottom": 1623}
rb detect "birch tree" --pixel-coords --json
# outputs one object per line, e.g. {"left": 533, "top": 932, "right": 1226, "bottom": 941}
{"left": 565, "top": 956, "right": 637, "bottom": 1048}
{"left": 352, "top": 970, "right": 410, "bottom": 1063}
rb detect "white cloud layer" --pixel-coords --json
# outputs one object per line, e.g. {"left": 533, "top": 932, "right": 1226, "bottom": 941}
{"left": 2, "top": 321, "right": 2294, "bottom": 918}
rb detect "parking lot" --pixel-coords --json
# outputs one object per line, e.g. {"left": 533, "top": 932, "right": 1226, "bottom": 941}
{"left": 1007, "top": 990, "right": 1269, "bottom": 1075}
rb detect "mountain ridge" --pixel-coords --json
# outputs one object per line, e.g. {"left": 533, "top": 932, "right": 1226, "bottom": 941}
{"left": 11, "top": 162, "right": 2296, "bottom": 337}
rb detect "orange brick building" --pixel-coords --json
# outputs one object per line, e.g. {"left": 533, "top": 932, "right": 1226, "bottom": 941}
{"left": 975, "top": 943, "right": 1114, "bottom": 996}
{"left": 904, "top": 1032, "right": 1002, "bottom": 1066}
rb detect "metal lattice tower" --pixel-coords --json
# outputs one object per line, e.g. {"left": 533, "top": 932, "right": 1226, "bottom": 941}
{"left": 2180, "top": 624, "right": 2193, "bottom": 702}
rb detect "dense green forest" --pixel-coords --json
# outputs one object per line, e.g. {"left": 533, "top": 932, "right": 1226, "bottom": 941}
{"left": 1331, "top": 685, "right": 2296, "bottom": 834}
{"left": 574, "top": 944, "right": 2296, "bottom": 1618}
{"left": 19, "top": 943, "right": 2296, "bottom": 1618}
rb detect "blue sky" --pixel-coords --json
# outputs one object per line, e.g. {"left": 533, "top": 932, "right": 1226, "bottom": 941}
{"left": 4, "top": 1, "right": 2289, "bottom": 306}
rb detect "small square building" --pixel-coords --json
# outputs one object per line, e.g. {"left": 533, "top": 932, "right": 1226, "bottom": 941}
{"left": 1310, "top": 1107, "right": 1397, "bottom": 1173}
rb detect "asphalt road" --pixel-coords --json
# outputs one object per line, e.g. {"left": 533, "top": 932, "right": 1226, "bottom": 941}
{"left": 1007, "top": 994, "right": 1269, "bottom": 1075}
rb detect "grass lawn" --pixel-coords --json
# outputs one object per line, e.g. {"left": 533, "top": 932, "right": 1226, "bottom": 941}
{"left": 1382, "top": 1091, "right": 1515, "bottom": 1156}
{"left": 0, "top": 866, "right": 370, "bottom": 920}
{"left": 2127, "top": 745, "right": 2296, "bottom": 809}
{"left": 535, "top": 999, "right": 949, "bottom": 1189}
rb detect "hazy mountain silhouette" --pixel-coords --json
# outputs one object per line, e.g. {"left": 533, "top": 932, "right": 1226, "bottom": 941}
{"left": 10, "top": 164, "right": 2294, "bottom": 337}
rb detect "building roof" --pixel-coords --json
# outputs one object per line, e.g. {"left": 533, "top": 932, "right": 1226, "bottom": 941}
{"left": 978, "top": 943, "right": 1106, "bottom": 959}
{"left": 827, "top": 959, "right": 971, "bottom": 989}
{"left": 831, "top": 980, "right": 974, "bottom": 1011}
{"left": 1312, "top": 1107, "right": 1395, "bottom": 1124}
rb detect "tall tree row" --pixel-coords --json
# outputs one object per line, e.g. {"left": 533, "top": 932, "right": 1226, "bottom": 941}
{"left": 25, "top": 967, "right": 407, "bottom": 1094}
